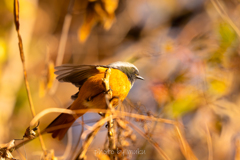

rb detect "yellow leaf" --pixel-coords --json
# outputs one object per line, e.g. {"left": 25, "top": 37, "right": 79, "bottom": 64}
{"left": 209, "top": 79, "right": 227, "bottom": 95}
{"left": 94, "top": 3, "right": 108, "bottom": 20}
{"left": 102, "top": 0, "right": 119, "bottom": 14}
{"left": 78, "top": 11, "right": 98, "bottom": 42}
{"left": 166, "top": 94, "right": 199, "bottom": 118}
{"left": 94, "top": 3, "right": 115, "bottom": 30}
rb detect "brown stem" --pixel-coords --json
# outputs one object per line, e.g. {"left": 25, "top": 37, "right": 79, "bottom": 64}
{"left": 13, "top": 0, "right": 46, "bottom": 156}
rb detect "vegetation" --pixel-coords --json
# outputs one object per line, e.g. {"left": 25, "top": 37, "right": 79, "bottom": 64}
{"left": 1, "top": 0, "right": 240, "bottom": 159}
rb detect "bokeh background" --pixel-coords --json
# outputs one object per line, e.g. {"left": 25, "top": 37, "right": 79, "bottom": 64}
{"left": 1, "top": 0, "right": 240, "bottom": 159}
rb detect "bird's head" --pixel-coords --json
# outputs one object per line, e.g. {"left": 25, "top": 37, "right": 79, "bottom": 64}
{"left": 108, "top": 61, "right": 144, "bottom": 86}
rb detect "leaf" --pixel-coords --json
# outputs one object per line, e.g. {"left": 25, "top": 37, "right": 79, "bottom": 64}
{"left": 102, "top": 0, "right": 118, "bottom": 15}
{"left": 78, "top": 8, "right": 98, "bottom": 42}
{"left": 218, "top": 22, "right": 236, "bottom": 48}
{"left": 208, "top": 22, "right": 237, "bottom": 65}
{"left": 166, "top": 94, "right": 199, "bottom": 118}
{"left": 209, "top": 78, "right": 227, "bottom": 95}
{"left": 39, "top": 61, "right": 55, "bottom": 97}
{"left": 150, "top": 84, "right": 170, "bottom": 104}
{"left": 78, "top": 0, "right": 119, "bottom": 42}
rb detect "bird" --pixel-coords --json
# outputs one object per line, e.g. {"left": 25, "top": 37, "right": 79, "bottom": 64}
{"left": 46, "top": 61, "right": 144, "bottom": 140}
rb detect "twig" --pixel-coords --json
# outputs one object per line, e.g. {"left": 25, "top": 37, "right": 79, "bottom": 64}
{"left": 103, "top": 68, "right": 116, "bottom": 159}
{"left": 29, "top": 107, "right": 176, "bottom": 131}
{"left": 76, "top": 115, "right": 117, "bottom": 160}
{"left": 128, "top": 121, "right": 171, "bottom": 160}
{"left": 211, "top": 0, "right": 240, "bottom": 38}
{"left": 58, "top": 127, "right": 73, "bottom": 159}
{"left": 8, "top": 105, "right": 176, "bottom": 155}
{"left": 235, "top": 138, "right": 240, "bottom": 160}
{"left": 30, "top": 108, "right": 105, "bottom": 127}
{"left": 71, "top": 116, "right": 84, "bottom": 160}
{"left": 116, "top": 111, "right": 177, "bottom": 125}
{"left": 175, "top": 124, "right": 198, "bottom": 160}
{"left": 16, "top": 149, "right": 26, "bottom": 160}
{"left": 206, "top": 124, "right": 213, "bottom": 160}
{"left": 49, "top": 0, "right": 75, "bottom": 95}
{"left": 13, "top": 0, "right": 46, "bottom": 156}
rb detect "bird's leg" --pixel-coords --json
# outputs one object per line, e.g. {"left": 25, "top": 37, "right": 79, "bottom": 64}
{"left": 86, "top": 87, "right": 113, "bottom": 102}
{"left": 104, "top": 88, "right": 112, "bottom": 94}
{"left": 86, "top": 91, "right": 105, "bottom": 102}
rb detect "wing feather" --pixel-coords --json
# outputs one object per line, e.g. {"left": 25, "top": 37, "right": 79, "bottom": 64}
{"left": 54, "top": 64, "right": 105, "bottom": 87}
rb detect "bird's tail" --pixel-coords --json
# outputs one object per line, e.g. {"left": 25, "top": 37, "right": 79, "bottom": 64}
{"left": 46, "top": 106, "right": 84, "bottom": 140}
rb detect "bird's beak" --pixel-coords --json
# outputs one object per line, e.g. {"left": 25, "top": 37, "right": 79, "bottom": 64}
{"left": 136, "top": 75, "right": 144, "bottom": 80}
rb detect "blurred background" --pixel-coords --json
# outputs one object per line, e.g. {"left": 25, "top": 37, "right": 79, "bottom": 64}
{"left": 1, "top": 0, "right": 240, "bottom": 159}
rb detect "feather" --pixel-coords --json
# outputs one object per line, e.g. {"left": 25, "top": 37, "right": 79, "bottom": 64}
{"left": 54, "top": 64, "right": 104, "bottom": 87}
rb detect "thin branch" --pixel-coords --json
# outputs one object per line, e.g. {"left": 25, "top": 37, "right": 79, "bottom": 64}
{"left": 211, "top": 0, "right": 240, "bottom": 38}
{"left": 206, "top": 124, "right": 213, "bottom": 160}
{"left": 49, "top": 0, "right": 75, "bottom": 95}
{"left": 235, "top": 138, "right": 240, "bottom": 160}
{"left": 30, "top": 108, "right": 105, "bottom": 127}
{"left": 13, "top": 0, "right": 46, "bottom": 155}
{"left": 103, "top": 68, "right": 116, "bottom": 159}
{"left": 16, "top": 149, "right": 27, "bottom": 160}
{"left": 76, "top": 115, "right": 117, "bottom": 160}
{"left": 175, "top": 124, "right": 198, "bottom": 160}
{"left": 59, "top": 127, "right": 73, "bottom": 159}
{"left": 71, "top": 116, "right": 84, "bottom": 160}
{"left": 128, "top": 121, "right": 171, "bottom": 160}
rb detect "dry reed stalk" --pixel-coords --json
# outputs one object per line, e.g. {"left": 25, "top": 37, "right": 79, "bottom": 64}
{"left": 13, "top": 0, "right": 46, "bottom": 156}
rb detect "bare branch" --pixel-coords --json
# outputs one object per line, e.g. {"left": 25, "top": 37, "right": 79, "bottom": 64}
{"left": 13, "top": 0, "right": 46, "bottom": 156}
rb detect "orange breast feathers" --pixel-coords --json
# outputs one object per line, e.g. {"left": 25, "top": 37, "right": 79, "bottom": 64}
{"left": 70, "top": 68, "right": 131, "bottom": 111}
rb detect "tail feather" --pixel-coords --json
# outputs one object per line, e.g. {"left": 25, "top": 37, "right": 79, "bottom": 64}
{"left": 46, "top": 106, "right": 84, "bottom": 140}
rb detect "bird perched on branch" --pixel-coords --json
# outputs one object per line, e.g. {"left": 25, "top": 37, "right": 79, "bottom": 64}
{"left": 46, "top": 61, "right": 143, "bottom": 140}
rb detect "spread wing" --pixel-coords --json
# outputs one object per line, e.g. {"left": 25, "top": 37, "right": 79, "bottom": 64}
{"left": 55, "top": 64, "right": 107, "bottom": 87}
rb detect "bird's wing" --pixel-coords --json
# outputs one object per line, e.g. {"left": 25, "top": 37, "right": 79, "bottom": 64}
{"left": 55, "top": 64, "right": 108, "bottom": 87}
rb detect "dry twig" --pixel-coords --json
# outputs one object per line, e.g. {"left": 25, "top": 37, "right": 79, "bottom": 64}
{"left": 211, "top": 0, "right": 240, "bottom": 38}
{"left": 103, "top": 68, "right": 116, "bottom": 159}
{"left": 175, "top": 124, "right": 198, "bottom": 160}
{"left": 49, "top": 0, "right": 75, "bottom": 95}
{"left": 206, "top": 124, "right": 213, "bottom": 160}
{"left": 128, "top": 121, "right": 171, "bottom": 160}
{"left": 13, "top": 0, "right": 46, "bottom": 156}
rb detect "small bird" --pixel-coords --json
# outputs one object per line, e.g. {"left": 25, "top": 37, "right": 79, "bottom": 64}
{"left": 46, "top": 61, "right": 143, "bottom": 140}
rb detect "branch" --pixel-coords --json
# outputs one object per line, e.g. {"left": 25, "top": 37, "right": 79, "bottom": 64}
{"left": 102, "top": 68, "right": 116, "bottom": 159}
{"left": 13, "top": 0, "right": 46, "bottom": 156}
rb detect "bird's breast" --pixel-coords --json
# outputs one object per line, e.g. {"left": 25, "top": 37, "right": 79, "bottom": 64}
{"left": 71, "top": 68, "right": 131, "bottom": 110}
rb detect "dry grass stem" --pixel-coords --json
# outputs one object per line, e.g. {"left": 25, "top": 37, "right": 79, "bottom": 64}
{"left": 103, "top": 68, "right": 116, "bottom": 159}
{"left": 175, "top": 124, "right": 198, "bottom": 160}
{"left": 235, "top": 139, "right": 240, "bottom": 160}
{"left": 50, "top": 0, "right": 75, "bottom": 95}
{"left": 16, "top": 149, "right": 27, "bottom": 160}
{"left": 30, "top": 108, "right": 106, "bottom": 128}
{"left": 59, "top": 127, "right": 73, "bottom": 159}
{"left": 211, "top": 0, "right": 240, "bottom": 38}
{"left": 13, "top": 0, "right": 46, "bottom": 155}
{"left": 71, "top": 116, "right": 84, "bottom": 160}
{"left": 206, "top": 124, "right": 213, "bottom": 160}
{"left": 76, "top": 115, "right": 117, "bottom": 159}
{"left": 128, "top": 121, "right": 171, "bottom": 160}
